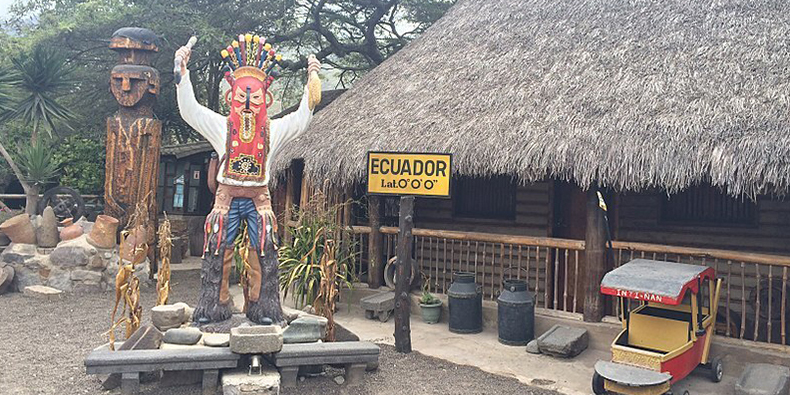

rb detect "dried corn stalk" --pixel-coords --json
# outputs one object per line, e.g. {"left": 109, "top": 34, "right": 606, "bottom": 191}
{"left": 156, "top": 215, "right": 173, "bottom": 306}
{"left": 315, "top": 238, "right": 338, "bottom": 342}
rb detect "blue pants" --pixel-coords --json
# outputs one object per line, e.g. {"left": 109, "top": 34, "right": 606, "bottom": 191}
{"left": 224, "top": 198, "right": 262, "bottom": 249}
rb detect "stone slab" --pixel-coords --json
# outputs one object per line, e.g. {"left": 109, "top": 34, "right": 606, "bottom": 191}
{"left": 222, "top": 366, "right": 280, "bottom": 395}
{"left": 102, "top": 325, "right": 164, "bottom": 390}
{"left": 360, "top": 291, "right": 395, "bottom": 313}
{"left": 203, "top": 333, "right": 230, "bottom": 347}
{"left": 283, "top": 316, "right": 325, "bottom": 344}
{"left": 230, "top": 325, "right": 283, "bottom": 354}
{"left": 23, "top": 285, "right": 62, "bottom": 300}
{"left": 735, "top": 363, "right": 790, "bottom": 395}
{"left": 270, "top": 342, "right": 380, "bottom": 368}
{"left": 537, "top": 324, "right": 588, "bottom": 358}
{"left": 595, "top": 361, "right": 671, "bottom": 386}
{"left": 84, "top": 344, "right": 240, "bottom": 375}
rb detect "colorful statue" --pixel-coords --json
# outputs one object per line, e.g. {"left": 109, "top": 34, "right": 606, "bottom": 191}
{"left": 175, "top": 34, "right": 321, "bottom": 325}
{"left": 105, "top": 27, "right": 161, "bottom": 261}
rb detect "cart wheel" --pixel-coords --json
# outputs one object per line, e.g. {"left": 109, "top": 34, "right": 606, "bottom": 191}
{"left": 592, "top": 372, "right": 606, "bottom": 395}
{"left": 709, "top": 357, "right": 723, "bottom": 383}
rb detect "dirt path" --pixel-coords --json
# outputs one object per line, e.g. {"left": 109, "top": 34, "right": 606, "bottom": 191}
{"left": 0, "top": 270, "right": 559, "bottom": 395}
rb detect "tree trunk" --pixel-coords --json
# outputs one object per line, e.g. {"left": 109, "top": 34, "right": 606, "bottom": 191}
{"left": 25, "top": 184, "right": 40, "bottom": 215}
{"left": 394, "top": 196, "right": 414, "bottom": 353}
{"left": 584, "top": 189, "right": 606, "bottom": 322}
{"left": 0, "top": 139, "right": 36, "bottom": 214}
{"left": 368, "top": 195, "right": 384, "bottom": 288}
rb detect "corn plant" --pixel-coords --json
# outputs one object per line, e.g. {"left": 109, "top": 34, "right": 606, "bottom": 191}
{"left": 278, "top": 198, "right": 357, "bottom": 309}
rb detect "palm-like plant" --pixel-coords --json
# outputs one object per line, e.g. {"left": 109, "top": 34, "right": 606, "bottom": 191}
{"left": 4, "top": 46, "right": 76, "bottom": 143}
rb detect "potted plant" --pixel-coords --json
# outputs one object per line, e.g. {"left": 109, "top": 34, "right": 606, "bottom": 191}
{"left": 419, "top": 290, "right": 442, "bottom": 324}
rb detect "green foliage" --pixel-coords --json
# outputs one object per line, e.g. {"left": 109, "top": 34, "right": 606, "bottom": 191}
{"left": 16, "top": 139, "right": 61, "bottom": 186}
{"left": 0, "top": 209, "right": 24, "bottom": 225}
{"left": 3, "top": 45, "right": 76, "bottom": 138}
{"left": 278, "top": 200, "right": 358, "bottom": 308}
{"left": 51, "top": 134, "right": 105, "bottom": 194}
{"left": 420, "top": 290, "right": 440, "bottom": 305}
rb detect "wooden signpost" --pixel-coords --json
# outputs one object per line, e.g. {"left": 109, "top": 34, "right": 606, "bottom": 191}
{"left": 367, "top": 152, "right": 452, "bottom": 353}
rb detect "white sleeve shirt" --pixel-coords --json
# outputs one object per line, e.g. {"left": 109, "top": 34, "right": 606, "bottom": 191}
{"left": 176, "top": 70, "right": 313, "bottom": 187}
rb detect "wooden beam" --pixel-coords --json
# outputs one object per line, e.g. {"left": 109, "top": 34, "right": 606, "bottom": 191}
{"left": 394, "top": 196, "right": 414, "bottom": 353}
{"left": 584, "top": 189, "right": 606, "bottom": 322}
{"left": 368, "top": 195, "right": 384, "bottom": 288}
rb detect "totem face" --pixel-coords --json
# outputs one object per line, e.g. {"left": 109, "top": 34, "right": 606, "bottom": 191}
{"left": 224, "top": 75, "right": 270, "bottom": 182}
{"left": 110, "top": 65, "right": 160, "bottom": 108}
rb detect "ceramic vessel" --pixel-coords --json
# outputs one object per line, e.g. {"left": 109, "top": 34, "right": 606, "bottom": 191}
{"left": 59, "top": 218, "right": 84, "bottom": 241}
{"left": 0, "top": 214, "right": 36, "bottom": 244}
{"left": 87, "top": 214, "right": 119, "bottom": 249}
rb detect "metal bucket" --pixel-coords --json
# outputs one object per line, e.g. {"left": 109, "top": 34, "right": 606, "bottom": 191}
{"left": 497, "top": 279, "right": 534, "bottom": 346}
{"left": 448, "top": 272, "right": 483, "bottom": 334}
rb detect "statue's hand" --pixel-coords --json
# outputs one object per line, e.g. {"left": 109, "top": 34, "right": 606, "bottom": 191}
{"left": 307, "top": 54, "right": 321, "bottom": 75}
{"left": 175, "top": 46, "right": 192, "bottom": 76}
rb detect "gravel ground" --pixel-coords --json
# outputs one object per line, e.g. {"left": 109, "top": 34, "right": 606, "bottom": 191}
{"left": 0, "top": 270, "right": 559, "bottom": 395}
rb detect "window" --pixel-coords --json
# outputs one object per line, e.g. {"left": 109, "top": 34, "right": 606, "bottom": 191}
{"left": 661, "top": 185, "right": 756, "bottom": 226}
{"left": 453, "top": 175, "right": 516, "bottom": 220}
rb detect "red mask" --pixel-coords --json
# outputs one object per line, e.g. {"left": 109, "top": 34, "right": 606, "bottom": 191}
{"left": 224, "top": 71, "right": 271, "bottom": 183}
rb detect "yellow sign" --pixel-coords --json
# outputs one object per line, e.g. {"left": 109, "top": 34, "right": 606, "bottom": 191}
{"left": 367, "top": 152, "right": 452, "bottom": 197}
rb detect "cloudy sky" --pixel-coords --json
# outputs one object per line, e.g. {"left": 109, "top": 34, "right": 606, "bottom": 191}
{"left": 0, "top": 0, "right": 14, "bottom": 18}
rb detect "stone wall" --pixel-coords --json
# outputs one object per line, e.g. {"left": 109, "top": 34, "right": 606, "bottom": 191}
{"left": 0, "top": 235, "right": 118, "bottom": 293}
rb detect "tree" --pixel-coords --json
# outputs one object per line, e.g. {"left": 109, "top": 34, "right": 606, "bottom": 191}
{"left": 0, "top": 46, "right": 74, "bottom": 214}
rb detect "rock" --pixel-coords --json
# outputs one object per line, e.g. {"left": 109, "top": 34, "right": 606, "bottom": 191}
{"left": 71, "top": 269, "right": 102, "bottom": 283}
{"left": 23, "top": 285, "right": 62, "bottom": 300}
{"left": 230, "top": 325, "right": 283, "bottom": 354}
{"left": 12, "top": 265, "right": 41, "bottom": 290}
{"left": 46, "top": 268, "right": 74, "bottom": 292}
{"left": 102, "top": 325, "right": 164, "bottom": 389}
{"left": 75, "top": 217, "right": 94, "bottom": 235}
{"left": 0, "top": 265, "right": 14, "bottom": 294}
{"left": 163, "top": 327, "right": 203, "bottom": 345}
{"left": 203, "top": 333, "right": 230, "bottom": 347}
{"left": 50, "top": 236, "right": 99, "bottom": 268}
{"left": 333, "top": 376, "right": 345, "bottom": 385}
{"left": 736, "top": 363, "right": 790, "bottom": 395}
{"left": 36, "top": 207, "right": 60, "bottom": 248}
{"left": 159, "top": 342, "right": 208, "bottom": 350}
{"left": 152, "top": 304, "right": 186, "bottom": 331}
{"left": 302, "top": 305, "right": 315, "bottom": 314}
{"left": 1, "top": 243, "right": 37, "bottom": 265}
{"left": 173, "top": 302, "right": 193, "bottom": 323}
{"left": 21, "top": 254, "right": 50, "bottom": 270}
{"left": 160, "top": 370, "right": 202, "bottom": 387}
{"left": 73, "top": 282, "right": 103, "bottom": 294}
{"left": 283, "top": 316, "right": 326, "bottom": 344}
{"left": 526, "top": 339, "right": 541, "bottom": 354}
{"left": 282, "top": 306, "right": 301, "bottom": 323}
{"left": 222, "top": 366, "right": 280, "bottom": 395}
{"left": 0, "top": 214, "right": 36, "bottom": 244}
{"left": 536, "top": 325, "right": 588, "bottom": 358}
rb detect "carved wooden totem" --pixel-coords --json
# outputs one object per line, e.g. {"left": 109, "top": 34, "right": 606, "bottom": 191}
{"left": 104, "top": 27, "right": 161, "bottom": 262}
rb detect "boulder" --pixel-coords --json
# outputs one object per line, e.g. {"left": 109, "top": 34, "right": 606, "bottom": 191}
{"left": 173, "top": 302, "right": 194, "bottom": 323}
{"left": 46, "top": 268, "right": 73, "bottom": 292}
{"left": 230, "top": 325, "right": 283, "bottom": 354}
{"left": 71, "top": 269, "right": 102, "bottom": 284}
{"left": 50, "top": 236, "right": 100, "bottom": 268}
{"left": 102, "top": 325, "right": 163, "bottom": 390}
{"left": 536, "top": 325, "right": 588, "bottom": 358}
{"left": 23, "top": 285, "right": 62, "bottom": 300}
{"left": 283, "top": 316, "right": 326, "bottom": 344}
{"left": 36, "top": 207, "right": 60, "bottom": 248}
{"left": 1, "top": 243, "right": 37, "bottom": 265}
{"left": 163, "top": 327, "right": 203, "bottom": 345}
{"left": 203, "top": 333, "right": 230, "bottom": 347}
{"left": 13, "top": 266, "right": 43, "bottom": 290}
{"left": 736, "top": 363, "right": 790, "bottom": 395}
{"left": 222, "top": 367, "right": 280, "bottom": 395}
{"left": 0, "top": 265, "right": 15, "bottom": 294}
{"left": 152, "top": 304, "right": 186, "bottom": 331}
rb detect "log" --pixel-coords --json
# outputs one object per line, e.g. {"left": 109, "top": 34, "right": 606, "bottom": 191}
{"left": 368, "top": 195, "right": 384, "bottom": 288}
{"left": 394, "top": 196, "right": 414, "bottom": 353}
{"left": 584, "top": 189, "right": 606, "bottom": 322}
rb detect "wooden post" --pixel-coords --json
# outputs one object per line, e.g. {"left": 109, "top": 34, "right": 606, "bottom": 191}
{"left": 368, "top": 195, "right": 384, "bottom": 289}
{"left": 394, "top": 196, "right": 414, "bottom": 353}
{"left": 584, "top": 188, "right": 606, "bottom": 322}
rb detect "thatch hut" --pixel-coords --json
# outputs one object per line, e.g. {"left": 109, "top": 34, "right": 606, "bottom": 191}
{"left": 270, "top": 0, "right": 790, "bottom": 343}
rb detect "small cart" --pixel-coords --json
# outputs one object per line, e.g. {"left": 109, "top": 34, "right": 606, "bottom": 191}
{"left": 593, "top": 259, "right": 723, "bottom": 395}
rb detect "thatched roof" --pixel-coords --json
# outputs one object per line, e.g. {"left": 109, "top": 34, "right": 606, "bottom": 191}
{"left": 271, "top": 0, "right": 790, "bottom": 198}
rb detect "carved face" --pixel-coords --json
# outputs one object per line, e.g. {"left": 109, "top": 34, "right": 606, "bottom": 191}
{"left": 230, "top": 76, "right": 266, "bottom": 117}
{"left": 110, "top": 65, "right": 160, "bottom": 107}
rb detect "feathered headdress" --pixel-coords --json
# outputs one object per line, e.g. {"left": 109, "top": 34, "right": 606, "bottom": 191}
{"left": 220, "top": 34, "right": 283, "bottom": 93}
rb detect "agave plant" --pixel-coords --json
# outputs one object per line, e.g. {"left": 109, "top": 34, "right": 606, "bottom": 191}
{"left": 278, "top": 198, "right": 358, "bottom": 309}
{"left": 17, "top": 140, "right": 61, "bottom": 186}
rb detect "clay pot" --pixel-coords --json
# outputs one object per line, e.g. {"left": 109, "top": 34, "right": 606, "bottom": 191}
{"left": 0, "top": 214, "right": 36, "bottom": 244}
{"left": 87, "top": 215, "right": 120, "bottom": 249}
{"left": 59, "top": 218, "right": 84, "bottom": 241}
{"left": 121, "top": 225, "right": 148, "bottom": 263}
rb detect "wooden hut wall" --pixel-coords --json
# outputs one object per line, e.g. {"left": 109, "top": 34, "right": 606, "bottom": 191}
{"left": 616, "top": 192, "right": 790, "bottom": 255}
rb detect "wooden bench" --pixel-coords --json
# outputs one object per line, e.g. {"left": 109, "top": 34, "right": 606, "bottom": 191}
{"left": 84, "top": 344, "right": 240, "bottom": 395}
{"left": 268, "top": 342, "right": 380, "bottom": 387}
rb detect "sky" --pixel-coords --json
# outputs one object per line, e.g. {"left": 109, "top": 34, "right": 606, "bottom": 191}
{"left": 0, "top": 0, "right": 13, "bottom": 18}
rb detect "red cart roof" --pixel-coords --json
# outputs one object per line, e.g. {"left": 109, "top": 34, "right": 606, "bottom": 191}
{"left": 600, "top": 259, "right": 715, "bottom": 305}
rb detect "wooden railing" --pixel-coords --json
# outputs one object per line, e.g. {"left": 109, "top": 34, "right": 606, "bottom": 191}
{"left": 612, "top": 241, "right": 790, "bottom": 346}
{"left": 348, "top": 225, "right": 586, "bottom": 314}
